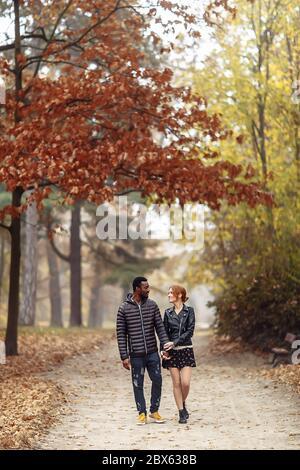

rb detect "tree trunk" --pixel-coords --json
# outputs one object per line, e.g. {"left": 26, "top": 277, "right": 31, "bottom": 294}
{"left": 257, "top": 99, "right": 268, "bottom": 181}
{"left": 88, "top": 257, "right": 106, "bottom": 327}
{"left": 46, "top": 240, "right": 63, "bottom": 327}
{"left": 5, "top": 187, "right": 23, "bottom": 355}
{"left": 5, "top": 0, "right": 23, "bottom": 355}
{"left": 0, "top": 234, "right": 5, "bottom": 304}
{"left": 48, "top": 203, "right": 82, "bottom": 327}
{"left": 254, "top": 7, "right": 275, "bottom": 241}
{"left": 88, "top": 277, "right": 102, "bottom": 327}
{"left": 70, "top": 201, "right": 82, "bottom": 326}
{"left": 286, "top": 35, "right": 300, "bottom": 185}
{"left": 19, "top": 198, "right": 38, "bottom": 326}
{"left": 295, "top": 128, "right": 300, "bottom": 184}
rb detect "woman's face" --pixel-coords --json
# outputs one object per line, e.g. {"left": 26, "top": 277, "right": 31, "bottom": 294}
{"left": 168, "top": 288, "right": 180, "bottom": 303}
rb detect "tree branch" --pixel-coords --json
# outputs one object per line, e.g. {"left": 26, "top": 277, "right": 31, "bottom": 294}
{"left": 0, "top": 33, "right": 49, "bottom": 53}
{"left": 0, "top": 222, "right": 11, "bottom": 232}
{"left": 22, "top": 58, "right": 89, "bottom": 71}
{"left": 0, "top": 43, "right": 15, "bottom": 52}
{"left": 81, "top": 238, "right": 120, "bottom": 267}
{"left": 116, "top": 188, "right": 144, "bottom": 196}
{"left": 49, "top": 235, "right": 71, "bottom": 263}
{"left": 48, "top": 0, "right": 74, "bottom": 43}
{"left": 28, "top": 1, "right": 74, "bottom": 80}
{"left": 27, "top": 179, "right": 57, "bottom": 189}
{"left": 51, "top": 0, "right": 123, "bottom": 56}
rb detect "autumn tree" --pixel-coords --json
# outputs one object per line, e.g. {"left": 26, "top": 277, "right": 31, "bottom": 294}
{"left": 0, "top": 0, "right": 273, "bottom": 354}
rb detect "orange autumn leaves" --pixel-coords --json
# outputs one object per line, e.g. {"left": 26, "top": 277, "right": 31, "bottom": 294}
{"left": 0, "top": 328, "right": 109, "bottom": 449}
{"left": 0, "top": 0, "right": 273, "bottom": 220}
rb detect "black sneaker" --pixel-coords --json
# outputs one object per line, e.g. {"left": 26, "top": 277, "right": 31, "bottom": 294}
{"left": 178, "top": 409, "right": 187, "bottom": 424}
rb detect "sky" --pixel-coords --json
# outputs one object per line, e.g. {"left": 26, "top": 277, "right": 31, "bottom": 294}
{"left": 0, "top": 1, "right": 215, "bottom": 65}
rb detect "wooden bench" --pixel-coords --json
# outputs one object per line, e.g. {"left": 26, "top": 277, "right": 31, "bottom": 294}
{"left": 270, "top": 332, "right": 299, "bottom": 368}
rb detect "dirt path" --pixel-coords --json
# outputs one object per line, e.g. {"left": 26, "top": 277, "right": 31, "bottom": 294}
{"left": 36, "top": 331, "right": 300, "bottom": 450}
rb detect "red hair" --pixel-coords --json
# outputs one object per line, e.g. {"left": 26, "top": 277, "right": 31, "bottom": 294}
{"left": 170, "top": 285, "right": 189, "bottom": 303}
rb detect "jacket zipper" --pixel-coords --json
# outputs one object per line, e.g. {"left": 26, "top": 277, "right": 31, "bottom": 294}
{"left": 138, "top": 303, "right": 148, "bottom": 354}
{"left": 179, "top": 317, "right": 182, "bottom": 338}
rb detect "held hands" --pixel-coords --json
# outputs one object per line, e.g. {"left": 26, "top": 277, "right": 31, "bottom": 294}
{"left": 122, "top": 358, "right": 131, "bottom": 370}
{"left": 160, "top": 350, "right": 171, "bottom": 360}
{"left": 161, "top": 340, "right": 174, "bottom": 360}
{"left": 164, "top": 341, "right": 174, "bottom": 350}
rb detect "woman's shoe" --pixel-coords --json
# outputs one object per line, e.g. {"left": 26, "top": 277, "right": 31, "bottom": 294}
{"left": 178, "top": 409, "right": 187, "bottom": 424}
{"left": 183, "top": 402, "right": 189, "bottom": 419}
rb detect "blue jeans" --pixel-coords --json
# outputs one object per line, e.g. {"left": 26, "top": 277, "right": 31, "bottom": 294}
{"left": 130, "top": 351, "right": 162, "bottom": 415}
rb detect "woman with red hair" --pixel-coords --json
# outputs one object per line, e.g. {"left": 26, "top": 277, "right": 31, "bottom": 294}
{"left": 162, "top": 285, "right": 196, "bottom": 424}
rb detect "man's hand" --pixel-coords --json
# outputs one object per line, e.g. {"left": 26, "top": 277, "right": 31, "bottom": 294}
{"left": 164, "top": 341, "right": 174, "bottom": 351}
{"left": 122, "top": 358, "right": 131, "bottom": 370}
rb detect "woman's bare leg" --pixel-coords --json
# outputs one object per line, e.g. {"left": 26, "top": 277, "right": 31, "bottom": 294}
{"left": 180, "top": 366, "right": 192, "bottom": 404}
{"left": 169, "top": 367, "right": 183, "bottom": 410}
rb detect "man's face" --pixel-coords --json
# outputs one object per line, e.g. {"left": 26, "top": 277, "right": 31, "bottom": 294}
{"left": 139, "top": 281, "right": 150, "bottom": 299}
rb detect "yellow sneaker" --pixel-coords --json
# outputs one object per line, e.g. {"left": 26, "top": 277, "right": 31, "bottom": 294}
{"left": 136, "top": 413, "right": 147, "bottom": 425}
{"left": 149, "top": 411, "right": 166, "bottom": 423}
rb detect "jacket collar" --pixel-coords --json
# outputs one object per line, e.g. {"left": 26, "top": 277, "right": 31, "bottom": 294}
{"left": 125, "top": 292, "right": 148, "bottom": 305}
{"left": 168, "top": 304, "right": 189, "bottom": 314}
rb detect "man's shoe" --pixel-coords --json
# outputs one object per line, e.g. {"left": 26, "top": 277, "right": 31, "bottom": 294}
{"left": 149, "top": 411, "right": 166, "bottom": 423}
{"left": 136, "top": 413, "right": 147, "bottom": 425}
{"left": 179, "top": 409, "right": 187, "bottom": 424}
{"left": 183, "top": 402, "right": 189, "bottom": 419}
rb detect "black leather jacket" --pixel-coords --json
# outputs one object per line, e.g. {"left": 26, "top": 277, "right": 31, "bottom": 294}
{"left": 163, "top": 304, "right": 195, "bottom": 347}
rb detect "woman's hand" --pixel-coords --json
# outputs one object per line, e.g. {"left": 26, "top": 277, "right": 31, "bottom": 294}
{"left": 164, "top": 341, "right": 174, "bottom": 351}
{"left": 161, "top": 351, "right": 171, "bottom": 360}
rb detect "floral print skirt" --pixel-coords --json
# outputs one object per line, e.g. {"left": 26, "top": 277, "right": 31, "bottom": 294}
{"left": 162, "top": 347, "right": 196, "bottom": 369}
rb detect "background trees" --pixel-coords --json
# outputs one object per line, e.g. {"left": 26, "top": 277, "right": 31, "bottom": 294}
{"left": 187, "top": 0, "right": 300, "bottom": 346}
{"left": 0, "top": 1, "right": 273, "bottom": 354}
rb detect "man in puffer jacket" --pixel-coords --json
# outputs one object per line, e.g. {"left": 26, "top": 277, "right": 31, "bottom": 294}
{"left": 116, "top": 276, "right": 170, "bottom": 425}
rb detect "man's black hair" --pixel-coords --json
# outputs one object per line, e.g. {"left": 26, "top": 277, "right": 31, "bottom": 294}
{"left": 132, "top": 276, "right": 148, "bottom": 291}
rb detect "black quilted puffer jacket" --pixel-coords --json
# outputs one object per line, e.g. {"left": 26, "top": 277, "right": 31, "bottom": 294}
{"left": 116, "top": 293, "right": 169, "bottom": 360}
